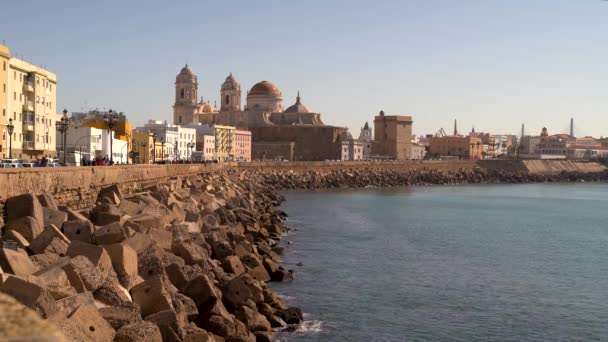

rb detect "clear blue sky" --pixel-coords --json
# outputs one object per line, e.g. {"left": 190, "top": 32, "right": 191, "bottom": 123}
{"left": 2, "top": 0, "right": 607, "bottom": 137}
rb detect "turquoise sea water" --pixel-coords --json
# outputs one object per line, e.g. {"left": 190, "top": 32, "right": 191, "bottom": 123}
{"left": 272, "top": 184, "right": 608, "bottom": 342}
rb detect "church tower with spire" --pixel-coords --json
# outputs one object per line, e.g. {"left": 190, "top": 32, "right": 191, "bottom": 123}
{"left": 220, "top": 73, "right": 241, "bottom": 112}
{"left": 359, "top": 121, "right": 373, "bottom": 159}
{"left": 173, "top": 65, "right": 199, "bottom": 124}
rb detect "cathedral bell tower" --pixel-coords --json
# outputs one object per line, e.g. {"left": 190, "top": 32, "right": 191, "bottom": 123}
{"left": 173, "top": 65, "right": 198, "bottom": 124}
{"left": 220, "top": 73, "right": 241, "bottom": 112}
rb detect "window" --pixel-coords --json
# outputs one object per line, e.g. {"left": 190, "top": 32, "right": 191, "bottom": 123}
{"left": 13, "top": 92, "right": 16, "bottom": 100}
{"left": 180, "top": 88, "right": 184, "bottom": 99}
{"left": 2, "top": 61, "right": 5, "bottom": 70}
{"left": 225, "top": 95, "right": 230, "bottom": 104}
{"left": 2, "top": 108, "right": 4, "bottom": 116}
{"left": 2, "top": 83, "right": 4, "bottom": 93}
{"left": 14, "top": 71, "right": 16, "bottom": 80}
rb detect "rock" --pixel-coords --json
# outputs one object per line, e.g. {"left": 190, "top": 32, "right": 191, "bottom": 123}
{"left": 125, "top": 232, "right": 155, "bottom": 255}
{"left": 67, "top": 303, "right": 116, "bottom": 341}
{"left": 0, "top": 292, "right": 65, "bottom": 341}
{"left": 94, "top": 277, "right": 132, "bottom": 306}
{"left": 29, "top": 224, "right": 70, "bottom": 255}
{"left": 0, "top": 275, "right": 58, "bottom": 319}
{"left": 62, "top": 255, "right": 106, "bottom": 292}
{"left": 42, "top": 206, "right": 68, "bottom": 229}
{"left": 183, "top": 274, "right": 219, "bottom": 307}
{"left": 212, "top": 240, "right": 234, "bottom": 259}
{"left": 103, "top": 242, "right": 140, "bottom": 290}
{"left": 235, "top": 306, "right": 272, "bottom": 333}
{"left": 145, "top": 309, "right": 185, "bottom": 342}
{"left": 115, "top": 321, "right": 163, "bottom": 342}
{"left": 267, "top": 315, "right": 287, "bottom": 328}
{"left": 222, "top": 255, "right": 246, "bottom": 276}
{"left": 175, "top": 242, "right": 208, "bottom": 265}
{"left": 0, "top": 247, "right": 37, "bottom": 276}
{"left": 33, "top": 264, "right": 76, "bottom": 300}
{"left": 62, "top": 220, "right": 95, "bottom": 243}
{"left": 4, "top": 216, "right": 43, "bottom": 243}
{"left": 246, "top": 264, "right": 271, "bottom": 283}
{"left": 205, "top": 314, "right": 235, "bottom": 338}
{"left": 91, "top": 203, "right": 123, "bottom": 226}
{"left": 98, "top": 304, "right": 142, "bottom": 330}
{"left": 137, "top": 245, "right": 167, "bottom": 280}
{"left": 130, "top": 274, "right": 174, "bottom": 317}
{"left": 255, "top": 331, "right": 272, "bottom": 342}
{"left": 277, "top": 307, "right": 304, "bottom": 325}
{"left": 175, "top": 292, "right": 199, "bottom": 321}
{"left": 37, "top": 192, "right": 59, "bottom": 209}
{"left": 119, "top": 199, "right": 143, "bottom": 217}
{"left": 97, "top": 184, "right": 123, "bottom": 206}
{"left": 183, "top": 324, "right": 214, "bottom": 342}
{"left": 94, "top": 222, "right": 127, "bottom": 245}
{"left": 5, "top": 193, "right": 44, "bottom": 227}
{"left": 63, "top": 208, "right": 90, "bottom": 222}
{"left": 148, "top": 226, "right": 173, "bottom": 251}
{"left": 129, "top": 214, "right": 163, "bottom": 232}
{"left": 222, "top": 276, "right": 252, "bottom": 310}
{"left": 54, "top": 291, "right": 95, "bottom": 316}
{"left": 66, "top": 241, "right": 113, "bottom": 280}
{"left": 2, "top": 229, "right": 30, "bottom": 249}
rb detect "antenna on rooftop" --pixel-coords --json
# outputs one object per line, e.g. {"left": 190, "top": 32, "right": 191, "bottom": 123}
{"left": 570, "top": 117, "right": 574, "bottom": 137}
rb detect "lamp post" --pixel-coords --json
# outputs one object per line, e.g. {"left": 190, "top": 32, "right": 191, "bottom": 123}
{"left": 187, "top": 141, "right": 195, "bottom": 162}
{"left": 104, "top": 109, "right": 119, "bottom": 165}
{"left": 160, "top": 137, "right": 165, "bottom": 163}
{"left": 7, "top": 118, "right": 14, "bottom": 158}
{"left": 55, "top": 109, "right": 69, "bottom": 165}
{"left": 149, "top": 130, "right": 157, "bottom": 164}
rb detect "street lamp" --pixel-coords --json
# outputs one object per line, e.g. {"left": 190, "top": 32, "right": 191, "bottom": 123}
{"left": 55, "top": 109, "right": 69, "bottom": 165}
{"left": 7, "top": 118, "right": 14, "bottom": 158}
{"left": 160, "top": 137, "right": 165, "bottom": 163}
{"left": 149, "top": 130, "right": 157, "bottom": 164}
{"left": 104, "top": 109, "right": 119, "bottom": 165}
{"left": 187, "top": 141, "right": 195, "bottom": 162}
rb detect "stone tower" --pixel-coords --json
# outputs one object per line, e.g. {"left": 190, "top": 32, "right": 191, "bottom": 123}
{"left": 220, "top": 73, "right": 241, "bottom": 112}
{"left": 359, "top": 121, "right": 373, "bottom": 159}
{"left": 173, "top": 65, "right": 198, "bottom": 124}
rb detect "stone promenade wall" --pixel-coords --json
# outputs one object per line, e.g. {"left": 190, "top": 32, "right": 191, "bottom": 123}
{"left": 0, "top": 163, "right": 235, "bottom": 208}
{"left": 0, "top": 160, "right": 605, "bottom": 208}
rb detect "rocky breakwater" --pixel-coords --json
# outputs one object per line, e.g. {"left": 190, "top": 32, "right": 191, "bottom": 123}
{"left": 0, "top": 173, "right": 300, "bottom": 342}
{"left": 249, "top": 166, "right": 608, "bottom": 189}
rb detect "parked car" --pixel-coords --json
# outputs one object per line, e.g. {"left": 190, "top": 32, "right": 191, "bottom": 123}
{"left": 20, "top": 162, "right": 35, "bottom": 167}
{"left": 46, "top": 163, "right": 60, "bottom": 167}
{"left": 1, "top": 163, "right": 14, "bottom": 168}
{"left": 0, "top": 159, "right": 20, "bottom": 168}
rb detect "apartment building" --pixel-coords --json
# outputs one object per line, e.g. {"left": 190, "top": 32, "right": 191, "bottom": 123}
{"left": 1, "top": 43, "right": 57, "bottom": 159}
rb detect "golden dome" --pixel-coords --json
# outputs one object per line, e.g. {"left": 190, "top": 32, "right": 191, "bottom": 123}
{"left": 249, "top": 81, "right": 281, "bottom": 97}
{"left": 201, "top": 102, "right": 217, "bottom": 113}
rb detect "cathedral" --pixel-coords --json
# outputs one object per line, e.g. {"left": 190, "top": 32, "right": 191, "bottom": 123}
{"left": 173, "top": 65, "right": 348, "bottom": 161}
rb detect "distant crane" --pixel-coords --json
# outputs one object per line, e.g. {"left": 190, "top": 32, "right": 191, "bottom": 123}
{"left": 436, "top": 128, "right": 447, "bottom": 137}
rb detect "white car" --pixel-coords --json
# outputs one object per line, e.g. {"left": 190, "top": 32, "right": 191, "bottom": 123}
{"left": 20, "top": 162, "right": 35, "bottom": 167}
{"left": 46, "top": 163, "right": 60, "bottom": 167}
{"left": 0, "top": 159, "right": 20, "bottom": 168}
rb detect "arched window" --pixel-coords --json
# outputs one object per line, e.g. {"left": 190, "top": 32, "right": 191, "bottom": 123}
{"left": 179, "top": 116, "right": 182, "bottom": 124}
{"left": 180, "top": 88, "right": 185, "bottom": 99}
{"left": 225, "top": 95, "right": 230, "bottom": 104}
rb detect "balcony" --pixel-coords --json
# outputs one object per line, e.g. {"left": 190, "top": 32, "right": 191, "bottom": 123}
{"left": 23, "top": 101, "right": 34, "bottom": 112}
{"left": 24, "top": 81, "right": 34, "bottom": 93}
{"left": 23, "top": 141, "right": 34, "bottom": 149}
{"left": 22, "top": 112, "right": 34, "bottom": 131}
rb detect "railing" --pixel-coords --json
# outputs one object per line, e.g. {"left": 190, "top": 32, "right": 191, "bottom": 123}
{"left": 23, "top": 112, "right": 34, "bottom": 127}
{"left": 24, "top": 81, "right": 34, "bottom": 91}
{"left": 23, "top": 141, "right": 34, "bottom": 149}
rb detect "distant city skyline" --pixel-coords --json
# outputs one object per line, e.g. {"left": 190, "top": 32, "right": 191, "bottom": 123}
{"left": 1, "top": 0, "right": 607, "bottom": 137}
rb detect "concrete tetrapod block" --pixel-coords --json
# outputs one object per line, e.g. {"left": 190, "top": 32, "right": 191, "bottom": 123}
{"left": 62, "top": 220, "right": 95, "bottom": 244}
{"left": 67, "top": 303, "right": 116, "bottom": 341}
{"left": 222, "top": 255, "right": 246, "bottom": 276}
{"left": 5, "top": 193, "right": 44, "bottom": 225}
{"left": 0, "top": 247, "right": 38, "bottom": 276}
{"left": 42, "top": 207, "right": 68, "bottom": 230}
{"left": 3, "top": 216, "right": 43, "bottom": 243}
{"left": 54, "top": 291, "right": 95, "bottom": 316}
{"left": 3, "top": 229, "right": 31, "bottom": 249}
{"left": 94, "top": 222, "right": 127, "bottom": 245}
{"left": 103, "top": 242, "right": 141, "bottom": 290}
{"left": 28, "top": 224, "right": 71, "bottom": 255}
{"left": 114, "top": 321, "right": 163, "bottom": 342}
{"left": 66, "top": 240, "right": 112, "bottom": 280}
{"left": 130, "top": 274, "right": 174, "bottom": 318}
{"left": 0, "top": 274, "right": 58, "bottom": 319}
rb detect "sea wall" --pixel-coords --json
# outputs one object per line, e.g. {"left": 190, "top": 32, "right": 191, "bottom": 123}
{"left": 0, "top": 160, "right": 605, "bottom": 207}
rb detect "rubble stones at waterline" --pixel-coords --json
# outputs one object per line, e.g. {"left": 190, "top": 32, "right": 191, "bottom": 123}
{"left": 0, "top": 174, "right": 296, "bottom": 341}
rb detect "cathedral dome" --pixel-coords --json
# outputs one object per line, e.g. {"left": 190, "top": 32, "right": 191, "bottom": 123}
{"left": 176, "top": 64, "right": 196, "bottom": 83}
{"left": 249, "top": 81, "right": 281, "bottom": 97}
{"left": 339, "top": 131, "right": 354, "bottom": 141}
{"left": 284, "top": 91, "right": 310, "bottom": 113}
{"left": 201, "top": 102, "right": 217, "bottom": 113}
